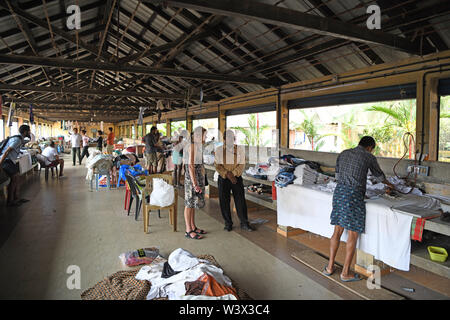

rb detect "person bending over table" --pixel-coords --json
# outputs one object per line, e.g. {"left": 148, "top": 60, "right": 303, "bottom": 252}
{"left": 324, "top": 136, "right": 394, "bottom": 282}
{"left": 42, "top": 141, "right": 64, "bottom": 177}
{"left": 0, "top": 125, "right": 31, "bottom": 207}
{"left": 214, "top": 130, "right": 254, "bottom": 232}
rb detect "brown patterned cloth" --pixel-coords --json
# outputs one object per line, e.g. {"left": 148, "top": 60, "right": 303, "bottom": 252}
{"left": 81, "top": 270, "right": 150, "bottom": 300}
{"left": 184, "top": 280, "right": 204, "bottom": 296}
{"left": 81, "top": 254, "right": 252, "bottom": 300}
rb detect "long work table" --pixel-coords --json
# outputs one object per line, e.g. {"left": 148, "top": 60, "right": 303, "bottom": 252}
{"left": 276, "top": 183, "right": 450, "bottom": 277}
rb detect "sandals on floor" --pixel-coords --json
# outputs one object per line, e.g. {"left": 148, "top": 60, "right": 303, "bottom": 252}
{"left": 193, "top": 227, "right": 207, "bottom": 235}
{"left": 340, "top": 274, "right": 362, "bottom": 282}
{"left": 322, "top": 265, "right": 334, "bottom": 276}
{"left": 185, "top": 231, "right": 203, "bottom": 240}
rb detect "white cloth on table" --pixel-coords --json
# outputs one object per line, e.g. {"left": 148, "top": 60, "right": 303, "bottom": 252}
{"left": 136, "top": 248, "right": 232, "bottom": 300}
{"left": 17, "top": 152, "right": 32, "bottom": 174}
{"left": 277, "top": 184, "right": 413, "bottom": 271}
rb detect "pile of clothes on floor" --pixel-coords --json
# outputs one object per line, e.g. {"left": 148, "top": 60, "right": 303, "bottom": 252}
{"left": 81, "top": 248, "right": 241, "bottom": 300}
{"left": 136, "top": 248, "right": 238, "bottom": 300}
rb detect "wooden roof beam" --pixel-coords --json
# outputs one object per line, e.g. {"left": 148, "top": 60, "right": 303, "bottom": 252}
{"left": 157, "top": 0, "right": 433, "bottom": 55}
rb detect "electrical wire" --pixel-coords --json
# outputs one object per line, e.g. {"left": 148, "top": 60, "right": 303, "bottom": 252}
{"left": 391, "top": 132, "right": 418, "bottom": 195}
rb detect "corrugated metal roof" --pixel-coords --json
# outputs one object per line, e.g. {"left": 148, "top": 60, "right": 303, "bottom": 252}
{"left": 0, "top": 0, "right": 448, "bottom": 121}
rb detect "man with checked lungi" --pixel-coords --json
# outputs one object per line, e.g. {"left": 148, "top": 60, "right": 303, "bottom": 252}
{"left": 323, "top": 136, "right": 394, "bottom": 282}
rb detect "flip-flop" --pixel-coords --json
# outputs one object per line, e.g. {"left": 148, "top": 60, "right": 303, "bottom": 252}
{"left": 193, "top": 227, "right": 207, "bottom": 235}
{"left": 322, "top": 265, "right": 334, "bottom": 276}
{"left": 185, "top": 231, "right": 203, "bottom": 240}
{"left": 340, "top": 274, "right": 362, "bottom": 282}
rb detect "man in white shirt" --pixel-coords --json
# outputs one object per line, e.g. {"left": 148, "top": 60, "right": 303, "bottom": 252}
{"left": 70, "top": 128, "right": 82, "bottom": 166}
{"left": 42, "top": 141, "right": 64, "bottom": 176}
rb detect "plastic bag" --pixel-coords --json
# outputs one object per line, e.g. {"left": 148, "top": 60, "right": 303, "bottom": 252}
{"left": 150, "top": 178, "right": 174, "bottom": 207}
{"left": 118, "top": 247, "right": 160, "bottom": 267}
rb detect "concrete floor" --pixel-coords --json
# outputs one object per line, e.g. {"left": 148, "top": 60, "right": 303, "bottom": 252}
{"left": 0, "top": 155, "right": 345, "bottom": 300}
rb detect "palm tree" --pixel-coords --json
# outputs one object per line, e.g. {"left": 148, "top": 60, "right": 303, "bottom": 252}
{"left": 366, "top": 100, "right": 416, "bottom": 158}
{"left": 291, "top": 111, "right": 330, "bottom": 151}
{"left": 232, "top": 113, "right": 270, "bottom": 146}
{"left": 335, "top": 111, "right": 359, "bottom": 150}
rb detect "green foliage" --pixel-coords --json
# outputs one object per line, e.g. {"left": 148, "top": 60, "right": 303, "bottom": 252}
{"left": 232, "top": 113, "right": 270, "bottom": 146}
{"left": 171, "top": 121, "right": 186, "bottom": 135}
{"left": 291, "top": 111, "right": 332, "bottom": 151}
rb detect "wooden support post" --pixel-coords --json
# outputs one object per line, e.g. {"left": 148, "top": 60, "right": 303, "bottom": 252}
{"left": 416, "top": 75, "right": 429, "bottom": 159}
{"left": 428, "top": 77, "right": 439, "bottom": 161}
{"left": 186, "top": 116, "right": 193, "bottom": 133}
{"left": 278, "top": 99, "right": 289, "bottom": 149}
{"left": 166, "top": 118, "right": 171, "bottom": 138}
{"left": 277, "top": 225, "right": 307, "bottom": 237}
{"left": 355, "top": 249, "right": 393, "bottom": 277}
{"left": 218, "top": 108, "right": 226, "bottom": 142}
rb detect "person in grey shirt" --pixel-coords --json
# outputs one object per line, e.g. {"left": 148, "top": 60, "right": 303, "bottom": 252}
{"left": 0, "top": 125, "right": 31, "bottom": 207}
{"left": 324, "top": 136, "right": 393, "bottom": 282}
{"left": 143, "top": 126, "right": 162, "bottom": 174}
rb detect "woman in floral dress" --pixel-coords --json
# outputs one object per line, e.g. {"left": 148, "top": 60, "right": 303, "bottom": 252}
{"left": 184, "top": 126, "right": 207, "bottom": 239}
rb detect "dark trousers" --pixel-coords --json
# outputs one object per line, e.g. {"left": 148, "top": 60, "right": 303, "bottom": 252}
{"left": 72, "top": 147, "right": 81, "bottom": 165}
{"left": 218, "top": 176, "right": 249, "bottom": 227}
{"left": 80, "top": 146, "right": 90, "bottom": 162}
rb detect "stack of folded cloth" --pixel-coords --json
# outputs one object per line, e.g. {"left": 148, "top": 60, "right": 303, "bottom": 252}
{"left": 293, "top": 164, "right": 318, "bottom": 185}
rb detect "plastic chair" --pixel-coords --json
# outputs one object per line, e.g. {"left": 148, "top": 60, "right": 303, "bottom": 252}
{"left": 125, "top": 173, "right": 143, "bottom": 220}
{"left": 38, "top": 160, "right": 59, "bottom": 181}
{"left": 124, "top": 181, "right": 131, "bottom": 210}
{"left": 142, "top": 174, "right": 178, "bottom": 233}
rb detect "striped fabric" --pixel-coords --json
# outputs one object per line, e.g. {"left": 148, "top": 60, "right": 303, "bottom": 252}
{"left": 411, "top": 217, "right": 426, "bottom": 241}
{"left": 330, "top": 183, "right": 366, "bottom": 234}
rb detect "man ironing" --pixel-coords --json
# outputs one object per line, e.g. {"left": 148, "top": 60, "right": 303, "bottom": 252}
{"left": 324, "top": 136, "right": 393, "bottom": 282}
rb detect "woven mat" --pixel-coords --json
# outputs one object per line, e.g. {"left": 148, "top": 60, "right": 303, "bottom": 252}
{"left": 81, "top": 254, "right": 252, "bottom": 300}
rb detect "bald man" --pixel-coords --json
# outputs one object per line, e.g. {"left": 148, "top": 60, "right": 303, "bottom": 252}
{"left": 214, "top": 130, "right": 254, "bottom": 232}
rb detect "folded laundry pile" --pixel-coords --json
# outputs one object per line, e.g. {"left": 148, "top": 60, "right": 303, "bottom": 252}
{"left": 135, "top": 248, "right": 239, "bottom": 300}
{"left": 293, "top": 164, "right": 319, "bottom": 185}
{"left": 274, "top": 155, "right": 323, "bottom": 188}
